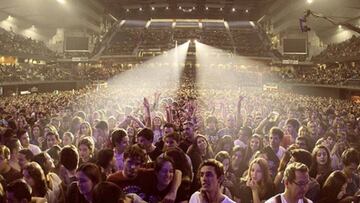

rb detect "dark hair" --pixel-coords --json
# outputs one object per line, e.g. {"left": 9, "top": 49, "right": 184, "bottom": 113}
{"left": 270, "top": 127, "right": 284, "bottom": 140}
{"left": 60, "top": 145, "right": 79, "bottom": 171}
{"left": 16, "top": 129, "right": 27, "bottom": 139}
{"left": 342, "top": 148, "right": 360, "bottom": 166}
{"left": 165, "top": 147, "right": 193, "bottom": 181}
{"left": 23, "top": 162, "right": 48, "bottom": 197}
{"left": 19, "top": 149, "right": 34, "bottom": 161}
{"left": 78, "top": 137, "right": 95, "bottom": 155}
{"left": 310, "top": 145, "right": 331, "bottom": 178}
{"left": 291, "top": 149, "right": 312, "bottom": 169}
{"left": 216, "top": 135, "right": 234, "bottom": 152}
{"left": 163, "top": 132, "right": 180, "bottom": 143}
{"left": 97, "top": 149, "right": 114, "bottom": 169}
{"left": 111, "top": 128, "right": 127, "bottom": 145}
{"left": 33, "top": 152, "right": 51, "bottom": 175}
{"left": 239, "top": 126, "right": 253, "bottom": 138}
{"left": 92, "top": 182, "right": 124, "bottom": 203}
{"left": 6, "top": 179, "right": 32, "bottom": 202}
{"left": 163, "top": 123, "right": 176, "bottom": 130}
{"left": 95, "top": 120, "right": 108, "bottom": 131}
{"left": 5, "top": 138, "right": 21, "bottom": 154}
{"left": 123, "top": 145, "right": 147, "bottom": 163}
{"left": 47, "top": 145, "right": 62, "bottom": 165}
{"left": 154, "top": 156, "right": 175, "bottom": 173}
{"left": 286, "top": 118, "right": 301, "bottom": 132}
{"left": 198, "top": 159, "right": 224, "bottom": 179}
{"left": 320, "top": 171, "right": 347, "bottom": 201}
{"left": 136, "top": 128, "right": 154, "bottom": 142}
{"left": 77, "top": 163, "right": 101, "bottom": 186}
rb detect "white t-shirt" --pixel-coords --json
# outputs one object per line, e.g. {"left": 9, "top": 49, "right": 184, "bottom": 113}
{"left": 265, "top": 193, "right": 313, "bottom": 203}
{"left": 233, "top": 139, "right": 247, "bottom": 149}
{"left": 189, "top": 191, "right": 235, "bottom": 203}
{"left": 29, "top": 144, "right": 41, "bottom": 155}
{"left": 276, "top": 146, "right": 286, "bottom": 160}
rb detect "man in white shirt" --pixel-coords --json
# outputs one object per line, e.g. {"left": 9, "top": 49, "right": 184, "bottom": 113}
{"left": 269, "top": 127, "right": 286, "bottom": 160}
{"left": 17, "top": 130, "right": 41, "bottom": 155}
{"left": 265, "top": 162, "right": 313, "bottom": 203}
{"left": 190, "top": 159, "right": 235, "bottom": 203}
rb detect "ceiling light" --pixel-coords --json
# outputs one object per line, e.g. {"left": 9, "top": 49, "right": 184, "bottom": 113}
{"left": 232, "top": 8, "right": 236, "bottom": 12}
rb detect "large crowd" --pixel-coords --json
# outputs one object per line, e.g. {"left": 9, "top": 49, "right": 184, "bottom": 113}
{"left": 0, "top": 27, "right": 56, "bottom": 58}
{"left": 103, "top": 27, "right": 271, "bottom": 57}
{"left": 271, "top": 61, "right": 360, "bottom": 85}
{"left": 312, "top": 35, "right": 360, "bottom": 62}
{"left": 0, "top": 79, "right": 359, "bottom": 202}
{"left": 1, "top": 19, "right": 360, "bottom": 203}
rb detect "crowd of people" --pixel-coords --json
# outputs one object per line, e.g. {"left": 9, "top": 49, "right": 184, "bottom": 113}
{"left": 272, "top": 61, "right": 360, "bottom": 85}
{"left": 0, "top": 27, "right": 56, "bottom": 58}
{"left": 0, "top": 79, "right": 359, "bottom": 202}
{"left": 0, "top": 63, "right": 129, "bottom": 83}
{"left": 312, "top": 35, "right": 360, "bottom": 62}
{"left": 103, "top": 27, "right": 271, "bottom": 57}
{"left": 2, "top": 59, "right": 360, "bottom": 88}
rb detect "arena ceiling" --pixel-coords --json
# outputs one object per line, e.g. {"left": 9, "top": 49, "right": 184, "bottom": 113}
{"left": 0, "top": 0, "right": 102, "bottom": 32}
{"left": 97, "top": 0, "right": 276, "bottom": 21}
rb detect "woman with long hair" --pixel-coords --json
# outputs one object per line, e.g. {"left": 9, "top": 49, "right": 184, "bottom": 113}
{"left": 310, "top": 145, "right": 333, "bottom": 187}
{"left": 152, "top": 115, "right": 164, "bottom": 143}
{"left": 30, "top": 124, "right": 43, "bottom": 146}
{"left": 165, "top": 147, "right": 193, "bottom": 202}
{"left": 236, "top": 158, "right": 275, "bottom": 203}
{"left": 187, "top": 135, "right": 214, "bottom": 177}
{"left": 77, "top": 121, "right": 93, "bottom": 143}
{"left": 215, "top": 135, "right": 234, "bottom": 154}
{"left": 215, "top": 151, "right": 237, "bottom": 199}
{"left": 66, "top": 163, "right": 102, "bottom": 203}
{"left": 33, "top": 152, "right": 64, "bottom": 202}
{"left": 78, "top": 137, "right": 96, "bottom": 165}
{"left": 230, "top": 146, "right": 248, "bottom": 179}
{"left": 147, "top": 156, "right": 175, "bottom": 203}
{"left": 23, "top": 162, "right": 62, "bottom": 203}
{"left": 331, "top": 140, "right": 348, "bottom": 170}
{"left": 244, "top": 134, "right": 264, "bottom": 165}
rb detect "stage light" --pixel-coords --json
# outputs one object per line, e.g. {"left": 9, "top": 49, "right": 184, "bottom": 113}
{"left": 206, "top": 7, "right": 209, "bottom": 10}
{"left": 126, "top": 9, "right": 129, "bottom": 12}
{"left": 220, "top": 8, "right": 223, "bottom": 11}
{"left": 151, "top": 7, "right": 155, "bottom": 11}
{"left": 56, "top": 0, "right": 66, "bottom": 4}
{"left": 307, "top": 0, "right": 313, "bottom": 4}
{"left": 166, "top": 6, "right": 169, "bottom": 10}
{"left": 193, "top": 6, "right": 195, "bottom": 10}
{"left": 139, "top": 7, "right": 143, "bottom": 11}
{"left": 232, "top": 8, "right": 236, "bottom": 12}
{"left": 245, "top": 9, "right": 249, "bottom": 13}
{"left": 179, "top": 6, "right": 182, "bottom": 10}
{"left": 338, "top": 25, "right": 342, "bottom": 29}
